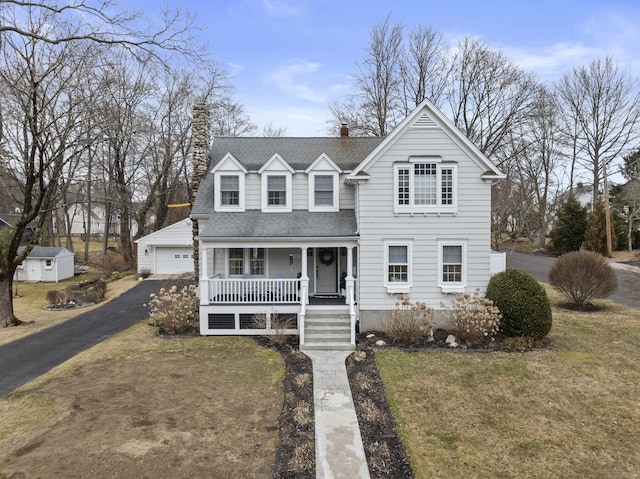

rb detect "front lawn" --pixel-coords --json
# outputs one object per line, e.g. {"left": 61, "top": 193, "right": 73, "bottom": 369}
{"left": 377, "top": 293, "right": 640, "bottom": 478}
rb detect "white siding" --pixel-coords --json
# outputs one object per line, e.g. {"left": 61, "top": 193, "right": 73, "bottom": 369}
{"left": 356, "top": 127, "right": 494, "bottom": 317}
{"left": 291, "top": 172, "right": 308, "bottom": 209}
{"left": 136, "top": 219, "right": 194, "bottom": 274}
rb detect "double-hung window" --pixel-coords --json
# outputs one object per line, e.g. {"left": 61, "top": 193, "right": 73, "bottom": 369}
{"left": 395, "top": 158, "right": 456, "bottom": 212}
{"left": 228, "top": 248, "right": 266, "bottom": 277}
{"left": 267, "top": 175, "right": 287, "bottom": 206}
{"left": 228, "top": 248, "right": 244, "bottom": 276}
{"left": 220, "top": 175, "right": 239, "bottom": 206}
{"left": 384, "top": 240, "right": 412, "bottom": 292}
{"left": 438, "top": 240, "right": 466, "bottom": 292}
{"left": 308, "top": 171, "right": 339, "bottom": 212}
{"left": 215, "top": 172, "right": 245, "bottom": 211}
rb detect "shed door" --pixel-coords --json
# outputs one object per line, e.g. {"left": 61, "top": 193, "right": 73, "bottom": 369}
{"left": 155, "top": 247, "right": 194, "bottom": 274}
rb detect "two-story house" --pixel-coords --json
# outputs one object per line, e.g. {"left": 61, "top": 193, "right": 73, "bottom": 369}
{"left": 191, "top": 99, "right": 505, "bottom": 350}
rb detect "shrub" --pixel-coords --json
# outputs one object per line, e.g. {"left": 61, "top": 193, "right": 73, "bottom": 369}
{"left": 139, "top": 268, "right": 151, "bottom": 279}
{"left": 252, "top": 312, "right": 297, "bottom": 344}
{"left": 549, "top": 250, "right": 618, "bottom": 308}
{"left": 549, "top": 195, "right": 587, "bottom": 253}
{"left": 46, "top": 290, "right": 66, "bottom": 306}
{"left": 441, "top": 289, "right": 501, "bottom": 347}
{"left": 147, "top": 284, "right": 199, "bottom": 334}
{"left": 486, "top": 269, "right": 552, "bottom": 339}
{"left": 380, "top": 295, "right": 434, "bottom": 345}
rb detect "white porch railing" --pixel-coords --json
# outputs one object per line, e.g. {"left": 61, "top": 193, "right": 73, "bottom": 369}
{"left": 205, "top": 278, "right": 301, "bottom": 304}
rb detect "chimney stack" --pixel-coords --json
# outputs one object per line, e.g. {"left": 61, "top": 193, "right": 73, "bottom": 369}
{"left": 340, "top": 122, "right": 349, "bottom": 137}
{"left": 190, "top": 102, "right": 210, "bottom": 279}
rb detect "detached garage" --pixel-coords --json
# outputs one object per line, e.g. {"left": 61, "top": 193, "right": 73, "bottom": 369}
{"left": 136, "top": 218, "right": 194, "bottom": 275}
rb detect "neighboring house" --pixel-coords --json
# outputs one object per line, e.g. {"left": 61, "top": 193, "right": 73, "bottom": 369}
{"left": 14, "top": 246, "right": 75, "bottom": 282}
{"left": 135, "top": 218, "right": 195, "bottom": 275}
{"left": 0, "top": 215, "right": 37, "bottom": 242}
{"left": 191, "top": 99, "right": 505, "bottom": 349}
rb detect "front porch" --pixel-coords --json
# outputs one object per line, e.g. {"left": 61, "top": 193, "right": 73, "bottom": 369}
{"left": 197, "top": 243, "right": 358, "bottom": 347}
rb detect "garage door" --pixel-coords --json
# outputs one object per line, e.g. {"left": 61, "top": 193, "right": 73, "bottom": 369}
{"left": 155, "top": 247, "right": 194, "bottom": 274}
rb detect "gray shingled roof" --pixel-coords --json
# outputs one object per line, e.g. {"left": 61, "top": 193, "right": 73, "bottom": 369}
{"left": 198, "top": 210, "right": 357, "bottom": 239}
{"left": 210, "top": 136, "right": 384, "bottom": 171}
{"left": 17, "top": 246, "right": 74, "bottom": 258}
{"left": 191, "top": 136, "right": 383, "bottom": 218}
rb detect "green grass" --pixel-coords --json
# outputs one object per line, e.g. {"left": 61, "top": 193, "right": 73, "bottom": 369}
{"left": 377, "top": 295, "right": 640, "bottom": 479}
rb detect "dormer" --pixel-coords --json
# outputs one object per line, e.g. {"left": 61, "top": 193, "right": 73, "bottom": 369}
{"left": 305, "top": 153, "right": 342, "bottom": 212}
{"left": 259, "top": 154, "right": 295, "bottom": 213}
{"left": 212, "top": 153, "right": 247, "bottom": 212}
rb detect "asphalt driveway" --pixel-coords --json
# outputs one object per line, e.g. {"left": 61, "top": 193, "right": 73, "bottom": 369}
{"left": 0, "top": 279, "right": 163, "bottom": 398}
{"left": 507, "top": 251, "right": 640, "bottom": 310}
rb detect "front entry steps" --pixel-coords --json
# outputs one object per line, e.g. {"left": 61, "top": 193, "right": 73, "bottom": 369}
{"left": 301, "top": 307, "right": 354, "bottom": 351}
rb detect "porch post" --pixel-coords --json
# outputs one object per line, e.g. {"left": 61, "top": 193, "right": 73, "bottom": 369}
{"left": 299, "top": 246, "right": 309, "bottom": 346}
{"left": 346, "top": 246, "right": 356, "bottom": 345}
{"left": 199, "top": 246, "right": 208, "bottom": 305}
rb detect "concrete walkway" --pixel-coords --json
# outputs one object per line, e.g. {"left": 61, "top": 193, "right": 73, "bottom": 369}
{"left": 304, "top": 350, "right": 370, "bottom": 479}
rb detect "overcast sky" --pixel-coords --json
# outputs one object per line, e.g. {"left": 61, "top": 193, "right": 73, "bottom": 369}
{"left": 136, "top": 0, "right": 640, "bottom": 136}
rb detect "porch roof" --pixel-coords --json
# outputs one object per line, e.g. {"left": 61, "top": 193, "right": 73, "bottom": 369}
{"left": 198, "top": 210, "right": 357, "bottom": 239}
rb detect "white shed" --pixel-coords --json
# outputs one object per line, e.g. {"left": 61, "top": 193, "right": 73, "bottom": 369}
{"left": 135, "top": 218, "right": 194, "bottom": 275}
{"left": 14, "top": 246, "right": 75, "bottom": 282}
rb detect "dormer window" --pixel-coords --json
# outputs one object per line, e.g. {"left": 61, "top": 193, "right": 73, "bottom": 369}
{"left": 306, "top": 154, "right": 341, "bottom": 212}
{"left": 267, "top": 175, "right": 287, "bottom": 206}
{"left": 260, "top": 154, "right": 294, "bottom": 212}
{"left": 212, "top": 153, "right": 246, "bottom": 212}
{"left": 394, "top": 157, "right": 457, "bottom": 213}
{"left": 220, "top": 175, "right": 239, "bottom": 206}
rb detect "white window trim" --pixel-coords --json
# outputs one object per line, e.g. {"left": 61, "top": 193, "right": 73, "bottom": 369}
{"left": 44, "top": 259, "right": 53, "bottom": 270}
{"left": 214, "top": 172, "right": 245, "bottom": 212}
{"left": 437, "top": 239, "right": 467, "bottom": 293}
{"left": 383, "top": 239, "right": 413, "bottom": 293}
{"left": 308, "top": 171, "right": 339, "bottom": 212}
{"left": 226, "top": 248, "right": 268, "bottom": 277}
{"left": 394, "top": 159, "right": 458, "bottom": 213}
{"left": 261, "top": 172, "right": 292, "bottom": 212}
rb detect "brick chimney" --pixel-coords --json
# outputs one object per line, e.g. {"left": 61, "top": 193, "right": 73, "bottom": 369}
{"left": 190, "top": 102, "right": 210, "bottom": 279}
{"left": 340, "top": 122, "right": 349, "bottom": 137}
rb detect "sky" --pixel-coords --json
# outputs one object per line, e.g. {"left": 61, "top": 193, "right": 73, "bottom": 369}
{"left": 137, "top": 0, "right": 640, "bottom": 136}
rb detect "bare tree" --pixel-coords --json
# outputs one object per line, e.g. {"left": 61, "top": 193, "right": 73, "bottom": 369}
{"left": 328, "top": 14, "right": 403, "bottom": 136}
{"left": 0, "top": 1, "right": 205, "bottom": 326}
{"left": 261, "top": 122, "right": 288, "bottom": 137}
{"left": 556, "top": 57, "right": 640, "bottom": 204}
{"left": 0, "top": 18, "right": 94, "bottom": 326}
{"left": 556, "top": 56, "right": 640, "bottom": 256}
{"left": 399, "top": 24, "right": 448, "bottom": 113}
{"left": 447, "top": 37, "right": 536, "bottom": 165}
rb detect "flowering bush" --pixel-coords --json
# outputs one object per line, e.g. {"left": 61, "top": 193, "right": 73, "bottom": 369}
{"left": 147, "top": 284, "right": 199, "bottom": 334}
{"left": 381, "top": 295, "right": 434, "bottom": 345}
{"left": 442, "top": 289, "right": 501, "bottom": 347}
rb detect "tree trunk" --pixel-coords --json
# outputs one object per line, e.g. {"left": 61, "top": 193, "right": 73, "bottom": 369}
{"left": 0, "top": 274, "right": 19, "bottom": 327}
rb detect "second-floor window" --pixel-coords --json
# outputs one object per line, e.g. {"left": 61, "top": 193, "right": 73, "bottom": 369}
{"left": 395, "top": 160, "right": 456, "bottom": 212}
{"left": 267, "top": 175, "right": 287, "bottom": 206}
{"left": 314, "top": 175, "right": 334, "bottom": 206}
{"left": 220, "top": 175, "right": 239, "bottom": 206}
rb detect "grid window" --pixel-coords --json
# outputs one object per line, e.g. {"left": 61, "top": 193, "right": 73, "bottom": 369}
{"left": 220, "top": 175, "right": 240, "bottom": 206}
{"left": 267, "top": 175, "right": 286, "bottom": 206}
{"left": 388, "top": 245, "right": 408, "bottom": 283}
{"left": 441, "top": 167, "right": 453, "bottom": 205}
{"left": 442, "top": 245, "right": 463, "bottom": 283}
{"left": 314, "top": 175, "right": 334, "bottom": 206}
{"left": 398, "top": 168, "right": 410, "bottom": 205}
{"left": 250, "top": 248, "right": 265, "bottom": 276}
{"left": 229, "top": 248, "right": 244, "bottom": 276}
{"left": 413, "top": 163, "right": 437, "bottom": 205}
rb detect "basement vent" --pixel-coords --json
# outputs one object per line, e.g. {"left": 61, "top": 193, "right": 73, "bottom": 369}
{"left": 240, "top": 314, "right": 259, "bottom": 329}
{"left": 208, "top": 313, "right": 235, "bottom": 329}
{"left": 413, "top": 113, "right": 436, "bottom": 128}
